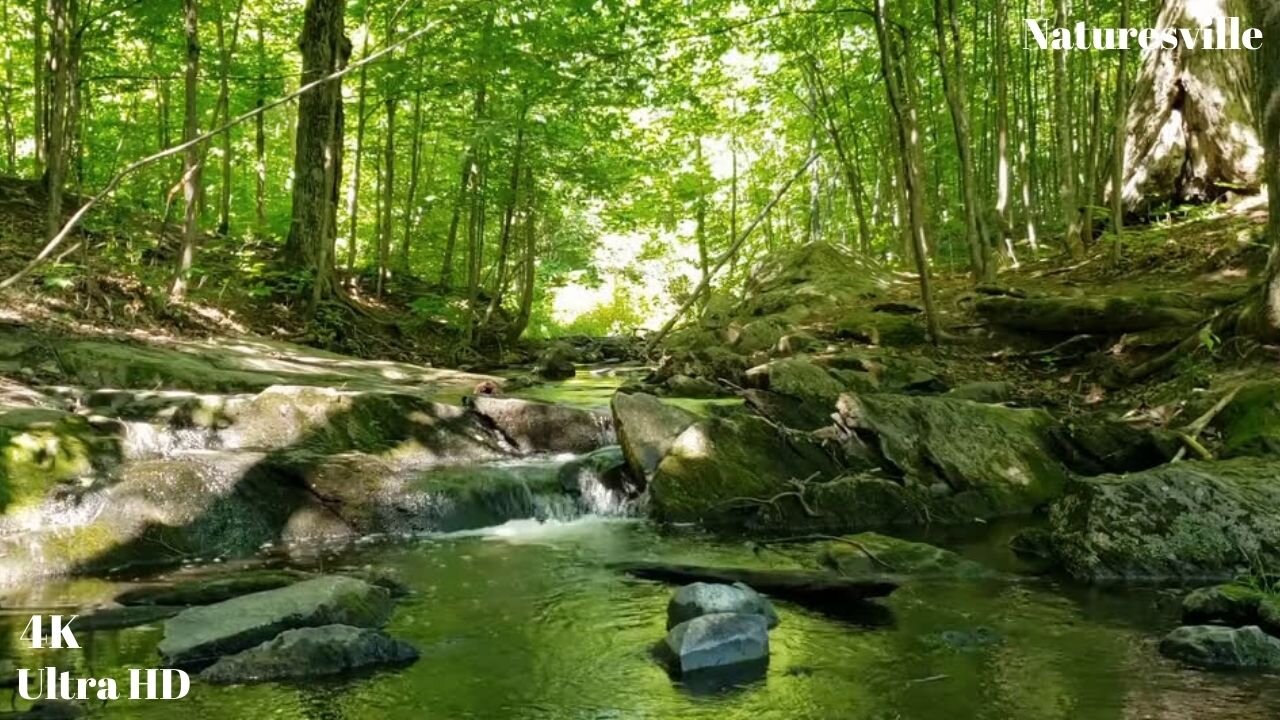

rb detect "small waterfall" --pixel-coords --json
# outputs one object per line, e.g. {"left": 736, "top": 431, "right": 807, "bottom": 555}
{"left": 572, "top": 466, "right": 642, "bottom": 517}
{"left": 120, "top": 421, "right": 222, "bottom": 459}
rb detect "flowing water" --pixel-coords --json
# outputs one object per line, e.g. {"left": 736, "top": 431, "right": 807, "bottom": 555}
{"left": 3, "top": 370, "right": 1279, "bottom": 718}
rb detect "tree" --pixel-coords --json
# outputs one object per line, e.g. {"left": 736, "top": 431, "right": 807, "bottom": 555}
{"left": 1255, "top": 0, "right": 1278, "bottom": 336}
{"left": 284, "top": 0, "right": 350, "bottom": 307}
{"left": 171, "top": 0, "right": 201, "bottom": 300}
{"left": 43, "top": 0, "right": 71, "bottom": 243}
{"left": 1121, "top": 0, "right": 1262, "bottom": 210}
{"left": 1110, "top": 0, "right": 1131, "bottom": 264}
{"left": 1051, "top": 0, "right": 1084, "bottom": 260}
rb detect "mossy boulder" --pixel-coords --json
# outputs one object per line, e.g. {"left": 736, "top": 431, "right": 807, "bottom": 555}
{"left": 1049, "top": 458, "right": 1280, "bottom": 582}
{"left": 611, "top": 392, "right": 699, "bottom": 482}
{"left": 814, "top": 532, "right": 993, "bottom": 578}
{"left": 648, "top": 413, "right": 844, "bottom": 527}
{"left": 745, "top": 357, "right": 849, "bottom": 406}
{"left": 1182, "top": 582, "right": 1280, "bottom": 636}
{"left": 1159, "top": 625, "right": 1280, "bottom": 670}
{"left": 0, "top": 407, "right": 121, "bottom": 511}
{"left": 836, "top": 393, "right": 1070, "bottom": 518}
{"left": 1051, "top": 414, "right": 1179, "bottom": 475}
{"left": 976, "top": 294, "right": 1205, "bottom": 335}
{"left": 466, "top": 396, "right": 614, "bottom": 454}
{"left": 200, "top": 624, "right": 419, "bottom": 684}
{"left": 1215, "top": 380, "right": 1280, "bottom": 458}
{"left": 834, "top": 308, "right": 927, "bottom": 346}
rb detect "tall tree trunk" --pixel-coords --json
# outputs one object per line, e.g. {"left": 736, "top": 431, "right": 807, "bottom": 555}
{"left": 874, "top": 0, "right": 940, "bottom": 343}
{"left": 1110, "top": 0, "right": 1131, "bottom": 264}
{"left": 376, "top": 91, "right": 395, "bottom": 297}
{"left": 806, "top": 57, "right": 871, "bottom": 256}
{"left": 693, "top": 138, "right": 709, "bottom": 305}
{"left": 1254, "top": 0, "right": 1278, "bottom": 336}
{"left": 1081, "top": 80, "right": 1103, "bottom": 247}
{"left": 397, "top": 86, "right": 425, "bottom": 271}
{"left": 1052, "top": 0, "right": 1085, "bottom": 259}
{"left": 464, "top": 143, "right": 487, "bottom": 343}
{"left": 507, "top": 167, "right": 536, "bottom": 344}
{"left": 254, "top": 16, "right": 266, "bottom": 233}
{"left": 441, "top": 83, "right": 486, "bottom": 290}
{"left": 284, "top": 0, "right": 349, "bottom": 307}
{"left": 932, "top": 0, "right": 989, "bottom": 281}
{"left": 1122, "top": 0, "right": 1261, "bottom": 210}
{"left": 483, "top": 113, "right": 525, "bottom": 328}
{"left": 171, "top": 0, "right": 201, "bottom": 300}
{"left": 993, "top": 0, "right": 1015, "bottom": 263}
{"left": 343, "top": 10, "right": 370, "bottom": 272}
{"left": 32, "top": 0, "right": 45, "bottom": 177}
{"left": 213, "top": 0, "right": 245, "bottom": 235}
{"left": 43, "top": 0, "right": 70, "bottom": 243}
{"left": 1, "top": 0, "right": 15, "bottom": 172}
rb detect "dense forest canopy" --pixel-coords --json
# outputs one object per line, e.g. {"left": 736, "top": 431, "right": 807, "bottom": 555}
{"left": 0, "top": 0, "right": 1274, "bottom": 348}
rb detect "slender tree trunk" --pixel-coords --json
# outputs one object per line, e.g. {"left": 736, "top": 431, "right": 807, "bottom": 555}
{"left": 376, "top": 92, "right": 395, "bottom": 296}
{"left": 254, "top": 16, "right": 266, "bottom": 233}
{"left": 932, "top": 0, "right": 989, "bottom": 281}
{"left": 43, "top": 0, "right": 70, "bottom": 243}
{"left": 464, "top": 144, "right": 487, "bottom": 343}
{"left": 441, "top": 83, "right": 486, "bottom": 290}
{"left": 1052, "top": 0, "right": 1085, "bottom": 259}
{"left": 284, "top": 0, "right": 350, "bottom": 307}
{"left": 213, "top": 0, "right": 244, "bottom": 235}
{"left": 482, "top": 114, "right": 524, "bottom": 328}
{"left": 1254, "top": 0, "right": 1278, "bottom": 335}
{"left": 397, "top": 86, "right": 424, "bottom": 271}
{"left": 507, "top": 167, "right": 537, "bottom": 344}
{"left": 1, "top": 0, "right": 15, "bottom": 172}
{"left": 33, "top": 0, "right": 45, "bottom": 177}
{"left": 874, "top": 0, "right": 939, "bottom": 343}
{"left": 1110, "top": 0, "right": 1131, "bottom": 265}
{"left": 171, "top": 0, "right": 201, "bottom": 300}
{"left": 1081, "top": 81, "right": 1102, "bottom": 247}
{"left": 343, "top": 12, "right": 370, "bottom": 272}
{"left": 994, "top": 0, "right": 1015, "bottom": 263}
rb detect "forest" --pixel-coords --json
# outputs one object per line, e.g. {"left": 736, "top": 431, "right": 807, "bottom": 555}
{"left": 0, "top": 0, "right": 1277, "bottom": 717}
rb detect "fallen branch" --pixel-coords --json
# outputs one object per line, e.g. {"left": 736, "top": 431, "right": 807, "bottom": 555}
{"left": 1172, "top": 384, "right": 1242, "bottom": 462}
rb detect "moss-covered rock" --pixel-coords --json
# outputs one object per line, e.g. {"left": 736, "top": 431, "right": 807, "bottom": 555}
{"left": 745, "top": 357, "right": 848, "bottom": 405}
{"left": 611, "top": 392, "right": 699, "bottom": 482}
{"left": 648, "top": 413, "right": 844, "bottom": 527}
{"left": 976, "top": 294, "right": 1205, "bottom": 334}
{"left": 1215, "top": 380, "right": 1280, "bottom": 458}
{"left": 834, "top": 308, "right": 927, "bottom": 346}
{"left": 1181, "top": 582, "right": 1280, "bottom": 636}
{"left": 1159, "top": 625, "right": 1280, "bottom": 670}
{"left": 1049, "top": 458, "right": 1280, "bottom": 582}
{"left": 1050, "top": 414, "right": 1179, "bottom": 475}
{"left": 836, "top": 393, "right": 1070, "bottom": 518}
{"left": 0, "top": 407, "right": 120, "bottom": 511}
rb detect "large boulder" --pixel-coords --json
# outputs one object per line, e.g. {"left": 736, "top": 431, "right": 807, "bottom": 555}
{"left": 466, "top": 396, "right": 613, "bottom": 454}
{"left": 1049, "top": 458, "right": 1280, "bottom": 582}
{"left": 663, "top": 613, "right": 769, "bottom": 675}
{"left": 648, "top": 412, "right": 843, "bottom": 527}
{"left": 667, "top": 583, "right": 779, "bottom": 630}
{"left": 1182, "top": 582, "right": 1280, "bottom": 636}
{"left": 199, "top": 625, "right": 418, "bottom": 683}
{"left": 836, "top": 393, "right": 1070, "bottom": 518}
{"left": 611, "top": 393, "right": 699, "bottom": 482}
{"left": 1159, "top": 625, "right": 1280, "bottom": 670}
{"left": 743, "top": 357, "right": 849, "bottom": 405}
{"left": 158, "top": 576, "right": 394, "bottom": 667}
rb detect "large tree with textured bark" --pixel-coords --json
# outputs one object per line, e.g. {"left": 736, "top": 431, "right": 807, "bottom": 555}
{"left": 284, "top": 0, "right": 349, "bottom": 305}
{"left": 1255, "top": 0, "right": 1278, "bottom": 337}
{"left": 1121, "top": 0, "right": 1263, "bottom": 211}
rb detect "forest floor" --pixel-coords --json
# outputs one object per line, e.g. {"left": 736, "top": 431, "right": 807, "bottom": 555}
{"left": 0, "top": 173, "right": 1275, "bottom": 426}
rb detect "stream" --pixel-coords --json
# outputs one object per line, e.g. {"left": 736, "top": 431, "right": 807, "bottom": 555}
{"left": 2, "top": 369, "right": 1278, "bottom": 719}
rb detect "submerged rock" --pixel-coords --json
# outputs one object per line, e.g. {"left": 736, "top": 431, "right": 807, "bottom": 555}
{"left": 76, "top": 605, "right": 182, "bottom": 631}
{"left": 467, "top": 395, "right": 613, "bottom": 454}
{"left": 200, "top": 624, "right": 418, "bottom": 683}
{"left": 667, "top": 583, "right": 779, "bottom": 630}
{"left": 158, "top": 576, "right": 394, "bottom": 668}
{"left": 663, "top": 613, "right": 770, "bottom": 676}
{"left": 115, "top": 570, "right": 306, "bottom": 607}
{"left": 1049, "top": 458, "right": 1280, "bottom": 582}
{"left": 815, "top": 532, "right": 992, "bottom": 579}
{"left": 1159, "top": 625, "right": 1280, "bottom": 670}
{"left": 611, "top": 392, "right": 699, "bottom": 482}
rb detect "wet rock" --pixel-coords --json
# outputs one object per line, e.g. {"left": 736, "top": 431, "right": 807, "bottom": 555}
{"left": 200, "top": 624, "right": 419, "bottom": 683}
{"left": 648, "top": 412, "right": 843, "bottom": 527}
{"left": 466, "top": 395, "right": 614, "bottom": 454}
{"left": 815, "top": 532, "right": 993, "bottom": 579}
{"left": 1159, "top": 625, "right": 1280, "bottom": 670}
{"left": 663, "top": 613, "right": 770, "bottom": 675}
{"left": 115, "top": 570, "right": 306, "bottom": 606}
{"left": 557, "top": 446, "right": 636, "bottom": 499}
{"left": 836, "top": 393, "right": 1070, "bottom": 519}
{"left": 668, "top": 583, "right": 779, "bottom": 630}
{"left": 76, "top": 605, "right": 182, "bottom": 631}
{"left": 1049, "top": 458, "right": 1280, "bottom": 582}
{"left": 611, "top": 392, "right": 699, "bottom": 482}
{"left": 945, "top": 382, "right": 1014, "bottom": 404}
{"left": 158, "top": 575, "right": 394, "bottom": 668}
{"left": 1182, "top": 582, "right": 1280, "bottom": 635}
{"left": 535, "top": 343, "right": 577, "bottom": 380}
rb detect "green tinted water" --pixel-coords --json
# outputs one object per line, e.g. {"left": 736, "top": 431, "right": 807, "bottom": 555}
{"left": 3, "top": 518, "right": 1278, "bottom": 720}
